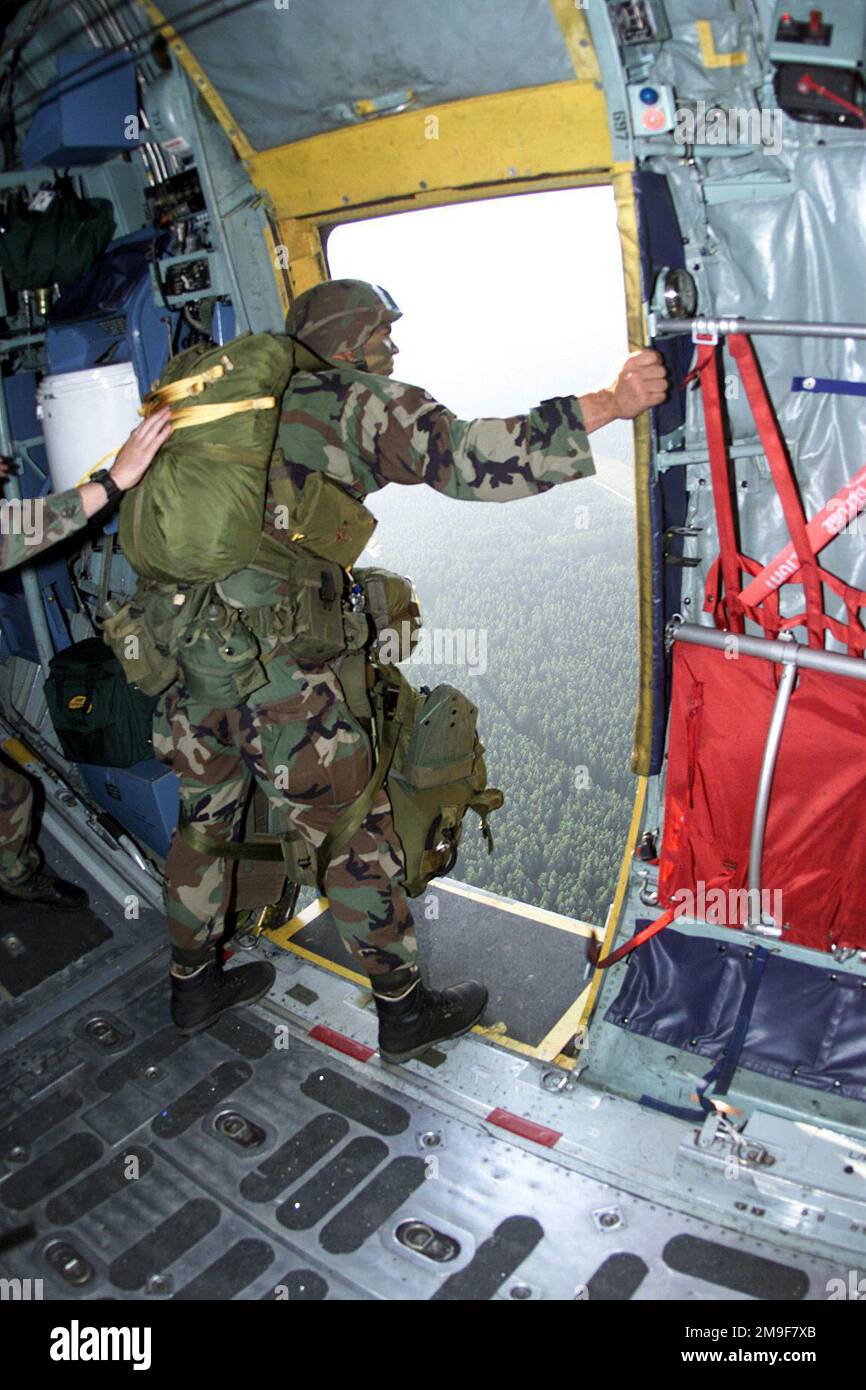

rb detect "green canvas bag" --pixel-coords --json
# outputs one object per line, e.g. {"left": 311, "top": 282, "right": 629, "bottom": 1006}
{"left": 317, "top": 662, "right": 504, "bottom": 897}
{"left": 44, "top": 638, "right": 157, "bottom": 768}
{"left": 119, "top": 332, "right": 313, "bottom": 584}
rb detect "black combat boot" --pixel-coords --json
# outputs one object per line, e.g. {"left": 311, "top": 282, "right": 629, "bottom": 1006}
{"left": 0, "top": 864, "right": 89, "bottom": 912}
{"left": 171, "top": 957, "right": 276, "bottom": 1035}
{"left": 375, "top": 971, "right": 488, "bottom": 1063}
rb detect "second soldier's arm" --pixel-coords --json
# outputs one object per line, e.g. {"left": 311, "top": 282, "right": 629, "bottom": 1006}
{"left": 0, "top": 407, "right": 172, "bottom": 574}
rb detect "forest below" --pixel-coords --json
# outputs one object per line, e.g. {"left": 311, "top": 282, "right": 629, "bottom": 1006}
{"left": 363, "top": 468, "right": 639, "bottom": 927}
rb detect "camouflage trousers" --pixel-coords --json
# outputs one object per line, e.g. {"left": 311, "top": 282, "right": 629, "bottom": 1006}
{"left": 0, "top": 749, "right": 39, "bottom": 884}
{"left": 152, "top": 658, "right": 418, "bottom": 987}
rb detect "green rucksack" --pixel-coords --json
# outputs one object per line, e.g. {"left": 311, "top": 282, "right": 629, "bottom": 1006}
{"left": 119, "top": 332, "right": 319, "bottom": 584}
{"left": 316, "top": 660, "right": 504, "bottom": 897}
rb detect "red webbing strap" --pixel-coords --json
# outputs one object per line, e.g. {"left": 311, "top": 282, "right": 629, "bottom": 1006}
{"left": 589, "top": 906, "right": 677, "bottom": 970}
{"left": 705, "top": 552, "right": 782, "bottom": 639}
{"left": 590, "top": 869, "right": 734, "bottom": 969}
{"left": 690, "top": 342, "right": 746, "bottom": 633}
{"left": 729, "top": 335, "right": 825, "bottom": 650}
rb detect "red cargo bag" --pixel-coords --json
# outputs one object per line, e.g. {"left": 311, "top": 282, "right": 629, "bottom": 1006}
{"left": 656, "top": 639, "right": 866, "bottom": 953}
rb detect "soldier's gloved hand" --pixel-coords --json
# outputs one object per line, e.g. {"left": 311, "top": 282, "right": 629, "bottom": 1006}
{"left": 109, "top": 406, "right": 174, "bottom": 492}
{"left": 609, "top": 349, "right": 669, "bottom": 420}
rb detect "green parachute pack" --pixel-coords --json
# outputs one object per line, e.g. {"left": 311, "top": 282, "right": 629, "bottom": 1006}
{"left": 106, "top": 328, "right": 503, "bottom": 897}
{"left": 119, "top": 331, "right": 305, "bottom": 583}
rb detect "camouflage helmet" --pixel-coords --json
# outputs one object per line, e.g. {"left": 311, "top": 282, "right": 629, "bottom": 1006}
{"left": 285, "top": 278, "right": 401, "bottom": 365}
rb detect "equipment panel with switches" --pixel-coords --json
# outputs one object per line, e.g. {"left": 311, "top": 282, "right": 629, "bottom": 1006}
{"left": 770, "top": 2, "right": 866, "bottom": 126}
{"left": 770, "top": 2, "right": 866, "bottom": 74}
{"left": 611, "top": 0, "right": 670, "bottom": 47}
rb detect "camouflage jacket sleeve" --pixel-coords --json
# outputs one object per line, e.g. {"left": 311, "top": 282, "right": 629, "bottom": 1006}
{"left": 280, "top": 370, "right": 595, "bottom": 502}
{"left": 0, "top": 489, "right": 88, "bottom": 573}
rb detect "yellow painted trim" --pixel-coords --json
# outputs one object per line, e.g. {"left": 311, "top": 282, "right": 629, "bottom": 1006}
{"left": 275, "top": 939, "right": 370, "bottom": 988}
{"left": 535, "top": 775, "right": 648, "bottom": 1060}
{"left": 264, "top": 895, "right": 329, "bottom": 950}
{"left": 260, "top": 221, "right": 292, "bottom": 319}
{"left": 535, "top": 985, "right": 592, "bottom": 1064}
{"left": 1, "top": 737, "right": 37, "bottom": 767}
{"left": 697, "top": 19, "right": 748, "bottom": 69}
{"left": 315, "top": 171, "right": 611, "bottom": 236}
{"left": 248, "top": 80, "right": 612, "bottom": 221}
{"left": 277, "top": 219, "right": 328, "bottom": 297}
{"left": 549, "top": 0, "right": 602, "bottom": 82}
{"left": 611, "top": 166, "right": 654, "bottom": 776}
{"left": 433, "top": 878, "right": 594, "bottom": 938}
{"left": 132, "top": 0, "right": 254, "bottom": 159}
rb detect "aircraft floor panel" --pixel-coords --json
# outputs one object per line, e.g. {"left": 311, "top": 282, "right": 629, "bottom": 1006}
{"left": 0, "top": 828, "right": 165, "bottom": 1052}
{"left": 0, "top": 948, "right": 850, "bottom": 1302}
{"left": 286, "top": 880, "right": 590, "bottom": 1050}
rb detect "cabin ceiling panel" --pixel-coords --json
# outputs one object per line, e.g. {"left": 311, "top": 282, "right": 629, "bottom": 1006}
{"left": 153, "top": 0, "right": 576, "bottom": 151}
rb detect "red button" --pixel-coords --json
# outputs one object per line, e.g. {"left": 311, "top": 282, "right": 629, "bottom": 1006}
{"left": 642, "top": 107, "right": 667, "bottom": 132}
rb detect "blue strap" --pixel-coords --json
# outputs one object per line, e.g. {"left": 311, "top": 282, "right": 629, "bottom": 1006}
{"left": 639, "top": 944, "right": 770, "bottom": 1122}
{"left": 792, "top": 376, "right": 866, "bottom": 398}
{"left": 696, "top": 945, "right": 769, "bottom": 1114}
{"left": 639, "top": 1094, "right": 705, "bottom": 1121}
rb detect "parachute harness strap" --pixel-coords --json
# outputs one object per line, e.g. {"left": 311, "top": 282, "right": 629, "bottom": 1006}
{"left": 148, "top": 398, "right": 277, "bottom": 431}
{"left": 141, "top": 353, "right": 276, "bottom": 432}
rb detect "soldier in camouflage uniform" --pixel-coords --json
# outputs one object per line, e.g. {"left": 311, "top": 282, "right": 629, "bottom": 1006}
{"left": 0, "top": 409, "right": 172, "bottom": 912}
{"left": 157, "top": 279, "right": 668, "bottom": 1058}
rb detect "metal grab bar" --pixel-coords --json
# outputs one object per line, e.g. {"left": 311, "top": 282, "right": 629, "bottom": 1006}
{"left": 668, "top": 621, "right": 866, "bottom": 682}
{"left": 654, "top": 316, "right": 866, "bottom": 341}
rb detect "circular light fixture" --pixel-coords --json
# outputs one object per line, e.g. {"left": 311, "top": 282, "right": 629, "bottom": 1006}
{"left": 660, "top": 267, "right": 698, "bottom": 319}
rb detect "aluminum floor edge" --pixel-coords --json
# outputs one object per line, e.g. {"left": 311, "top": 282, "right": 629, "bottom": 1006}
{"left": 0, "top": 947, "right": 856, "bottom": 1302}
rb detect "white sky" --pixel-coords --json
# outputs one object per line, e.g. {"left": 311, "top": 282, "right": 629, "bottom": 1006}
{"left": 327, "top": 185, "right": 632, "bottom": 462}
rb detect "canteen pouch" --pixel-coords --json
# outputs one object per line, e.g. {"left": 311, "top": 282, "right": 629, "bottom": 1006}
{"left": 98, "top": 582, "right": 211, "bottom": 697}
{"left": 177, "top": 602, "right": 269, "bottom": 704}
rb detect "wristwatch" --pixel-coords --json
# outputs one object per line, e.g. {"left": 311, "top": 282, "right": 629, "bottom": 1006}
{"left": 90, "top": 469, "right": 123, "bottom": 509}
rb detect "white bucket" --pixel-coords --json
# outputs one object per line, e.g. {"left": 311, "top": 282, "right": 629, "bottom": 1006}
{"left": 36, "top": 364, "right": 142, "bottom": 494}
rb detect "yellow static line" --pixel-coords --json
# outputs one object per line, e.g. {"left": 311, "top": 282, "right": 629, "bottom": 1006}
{"left": 433, "top": 878, "right": 594, "bottom": 938}
{"left": 549, "top": 0, "right": 602, "bottom": 82}
{"left": 1, "top": 737, "right": 38, "bottom": 767}
{"left": 535, "top": 776, "right": 649, "bottom": 1061}
{"left": 697, "top": 19, "right": 748, "bottom": 68}
{"left": 132, "top": 0, "right": 254, "bottom": 159}
{"left": 264, "top": 895, "right": 329, "bottom": 949}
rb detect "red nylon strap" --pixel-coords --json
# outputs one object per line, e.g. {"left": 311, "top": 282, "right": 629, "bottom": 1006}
{"left": 589, "top": 906, "right": 677, "bottom": 970}
{"left": 691, "top": 343, "right": 745, "bottom": 633}
{"left": 728, "top": 335, "right": 825, "bottom": 649}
